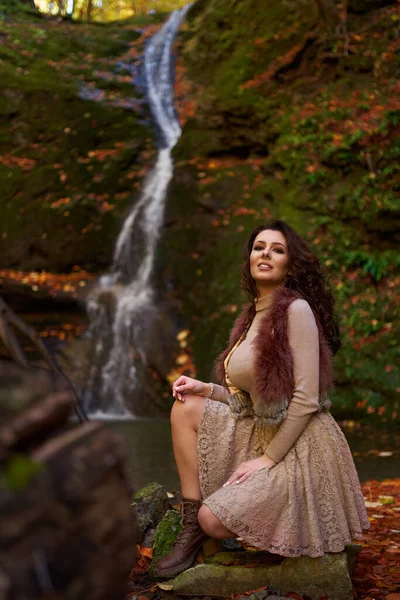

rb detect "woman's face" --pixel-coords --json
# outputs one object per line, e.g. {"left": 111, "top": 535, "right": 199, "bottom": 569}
{"left": 249, "top": 229, "right": 290, "bottom": 295}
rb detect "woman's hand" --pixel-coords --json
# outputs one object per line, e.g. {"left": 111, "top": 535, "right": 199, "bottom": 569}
{"left": 172, "top": 375, "right": 209, "bottom": 402}
{"left": 223, "top": 456, "right": 276, "bottom": 487}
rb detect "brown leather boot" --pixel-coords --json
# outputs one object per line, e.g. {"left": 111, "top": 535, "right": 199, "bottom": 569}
{"left": 156, "top": 498, "right": 207, "bottom": 577}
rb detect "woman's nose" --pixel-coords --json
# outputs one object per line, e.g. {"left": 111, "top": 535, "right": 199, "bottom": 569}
{"left": 262, "top": 248, "right": 271, "bottom": 258}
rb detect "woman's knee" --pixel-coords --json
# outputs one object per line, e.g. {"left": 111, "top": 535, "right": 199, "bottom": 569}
{"left": 171, "top": 394, "right": 205, "bottom": 429}
{"left": 198, "top": 505, "right": 222, "bottom": 537}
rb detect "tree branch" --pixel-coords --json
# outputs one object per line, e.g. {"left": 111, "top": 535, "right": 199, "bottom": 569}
{"left": 0, "top": 296, "right": 87, "bottom": 423}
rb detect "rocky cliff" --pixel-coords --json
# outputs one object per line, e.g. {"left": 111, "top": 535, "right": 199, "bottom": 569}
{"left": 160, "top": 0, "right": 400, "bottom": 423}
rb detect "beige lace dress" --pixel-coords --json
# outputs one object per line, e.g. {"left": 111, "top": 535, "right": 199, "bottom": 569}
{"left": 198, "top": 294, "right": 370, "bottom": 558}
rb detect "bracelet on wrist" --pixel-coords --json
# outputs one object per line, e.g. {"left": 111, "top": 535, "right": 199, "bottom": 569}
{"left": 208, "top": 382, "right": 215, "bottom": 398}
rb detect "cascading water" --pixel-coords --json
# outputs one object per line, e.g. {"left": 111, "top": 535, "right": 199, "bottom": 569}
{"left": 83, "top": 5, "right": 191, "bottom": 419}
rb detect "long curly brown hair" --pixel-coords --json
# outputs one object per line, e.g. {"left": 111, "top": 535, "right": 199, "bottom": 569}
{"left": 240, "top": 220, "right": 342, "bottom": 354}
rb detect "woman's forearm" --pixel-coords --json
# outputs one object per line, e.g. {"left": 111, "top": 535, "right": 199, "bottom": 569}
{"left": 265, "top": 299, "right": 320, "bottom": 463}
{"left": 265, "top": 407, "right": 313, "bottom": 463}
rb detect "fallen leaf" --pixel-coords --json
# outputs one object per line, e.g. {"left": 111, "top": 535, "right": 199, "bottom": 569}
{"left": 157, "top": 582, "right": 174, "bottom": 591}
{"left": 139, "top": 547, "right": 153, "bottom": 559}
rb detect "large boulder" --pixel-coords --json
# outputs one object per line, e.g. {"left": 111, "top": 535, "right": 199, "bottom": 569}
{"left": 173, "top": 545, "right": 362, "bottom": 600}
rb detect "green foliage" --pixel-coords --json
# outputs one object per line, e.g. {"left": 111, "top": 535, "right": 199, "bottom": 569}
{"left": 0, "top": 0, "right": 40, "bottom": 16}
{"left": 31, "top": 0, "right": 187, "bottom": 23}
{"left": 343, "top": 250, "right": 400, "bottom": 282}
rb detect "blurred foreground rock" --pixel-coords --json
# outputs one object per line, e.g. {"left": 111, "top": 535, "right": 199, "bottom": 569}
{"left": 0, "top": 362, "right": 137, "bottom": 600}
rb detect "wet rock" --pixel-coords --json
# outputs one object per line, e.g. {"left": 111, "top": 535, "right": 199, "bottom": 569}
{"left": 131, "top": 482, "right": 169, "bottom": 542}
{"left": 149, "top": 509, "right": 182, "bottom": 578}
{"left": 173, "top": 544, "right": 362, "bottom": 600}
{"left": 220, "top": 538, "right": 244, "bottom": 552}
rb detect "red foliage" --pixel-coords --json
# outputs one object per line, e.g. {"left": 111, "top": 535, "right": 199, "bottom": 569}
{"left": 241, "top": 37, "right": 312, "bottom": 90}
{"left": 354, "top": 479, "right": 400, "bottom": 599}
{"left": 0, "top": 155, "right": 36, "bottom": 171}
{"left": 174, "top": 54, "right": 198, "bottom": 126}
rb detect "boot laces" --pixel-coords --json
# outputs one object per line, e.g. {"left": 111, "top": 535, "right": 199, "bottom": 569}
{"left": 175, "top": 502, "right": 200, "bottom": 548}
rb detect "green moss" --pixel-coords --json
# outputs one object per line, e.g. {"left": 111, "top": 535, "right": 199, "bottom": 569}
{"left": 0, "top": 454, "right": 44, "bottom": 490}
{"left": 134, "top": 481, "right": 164, "bottom": 501}
{"left": 149, "top": 510, "right": 182, "bottom": 578}
{"left": 0, "top": 9, "right": 156, "bottom": 271}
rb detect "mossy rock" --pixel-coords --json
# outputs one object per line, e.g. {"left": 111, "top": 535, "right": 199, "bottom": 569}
{"left": 149, "top": 509, "right": 182, "bottom": 578}
{"left": 173, "top": 545, "right": 362, "bottom": 600}
{"left": 132, "top": 482, "right": 169, "bottom": 541}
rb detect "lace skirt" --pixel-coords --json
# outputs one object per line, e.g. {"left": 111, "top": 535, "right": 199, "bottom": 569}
{"left": 198, "top": 399, "right": 370, "bottom": 558}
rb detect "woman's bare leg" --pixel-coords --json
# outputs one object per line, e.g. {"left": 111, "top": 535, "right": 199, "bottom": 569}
{"left": 170, "top": 394, "right": 236, "bottom": 538}
{"left": 157, "top": 395, "right": 236, "bottom": 575}
{"left": 171, "top": 394, "right": 205, "bottom": 500}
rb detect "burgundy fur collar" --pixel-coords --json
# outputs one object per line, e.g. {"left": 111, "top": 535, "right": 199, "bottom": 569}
{"left": 215, "top": 288, "right": 333, "bottom": 422}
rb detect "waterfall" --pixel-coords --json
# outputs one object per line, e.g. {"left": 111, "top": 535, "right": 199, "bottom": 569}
{"left": 83, "top": 6, "right": 190, "bottom": 419}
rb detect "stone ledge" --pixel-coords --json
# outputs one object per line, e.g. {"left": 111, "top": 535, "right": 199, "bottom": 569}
{"left": 173, "top": 544, "right": 362, "bottom": 600}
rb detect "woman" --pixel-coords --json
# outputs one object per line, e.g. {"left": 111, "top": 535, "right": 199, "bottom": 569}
{"left": 156, "top": 220, "right": 369, "bottom": 578}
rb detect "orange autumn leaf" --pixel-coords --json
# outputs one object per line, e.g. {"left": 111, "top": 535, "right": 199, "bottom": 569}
{"left": 195, "top": 551, "right": 204, "bottom": 564}
{"left": 139, "top": 547, "right": 153, "bottom": 559}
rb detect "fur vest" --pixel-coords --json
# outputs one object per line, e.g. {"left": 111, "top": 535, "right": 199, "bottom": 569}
{"left": 214, "top": 288, "right": 333, "bottom": 425}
